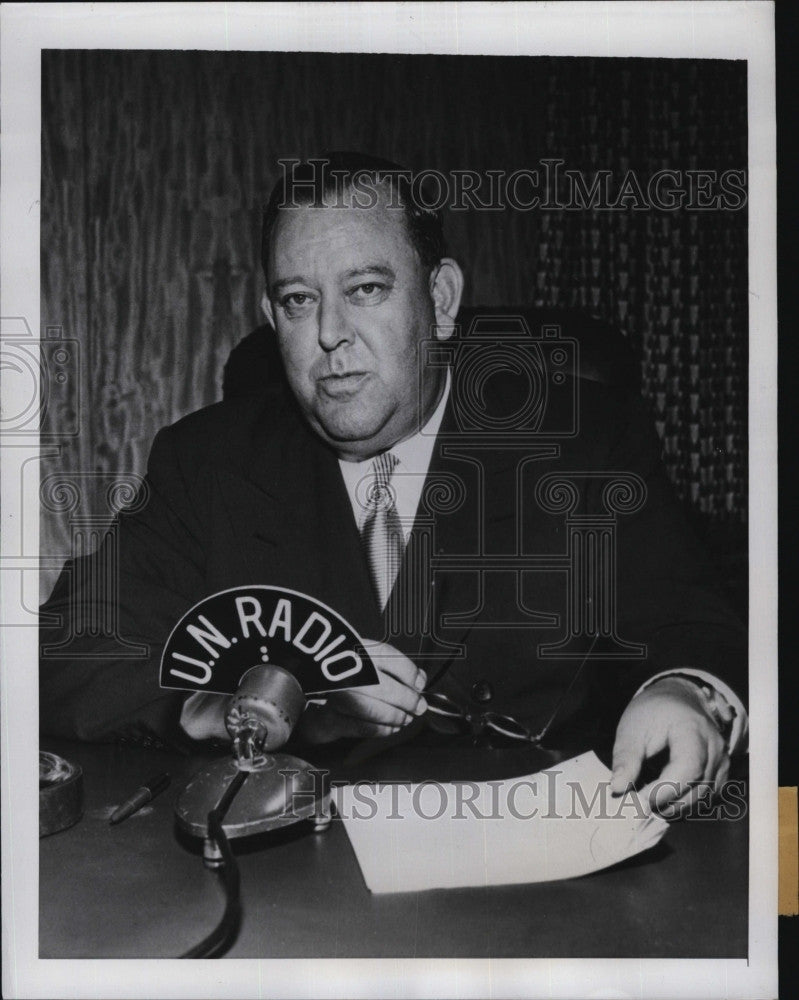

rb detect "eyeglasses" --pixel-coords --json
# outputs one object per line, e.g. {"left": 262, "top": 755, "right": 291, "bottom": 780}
{"left": 424, "top": 691, "right": 548, "bottom": 746}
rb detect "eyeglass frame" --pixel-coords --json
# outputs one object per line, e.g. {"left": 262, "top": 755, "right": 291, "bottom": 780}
{"left": 424, "top": 690, "right": 549, "bottom": 745}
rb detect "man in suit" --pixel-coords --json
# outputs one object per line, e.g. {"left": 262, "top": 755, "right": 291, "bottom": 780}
{"left": 40, "top": 153, "right": 746, "bottom": 817}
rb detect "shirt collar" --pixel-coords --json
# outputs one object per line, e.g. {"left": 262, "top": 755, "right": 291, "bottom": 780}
{"left": 337, "top": 370, "right": 451, "bottom": 533}
{"left": 389, "top": 367, "right": 451, "bottom": 474}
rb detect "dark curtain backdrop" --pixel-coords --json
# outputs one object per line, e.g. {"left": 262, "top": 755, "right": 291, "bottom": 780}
{"left": 40, "top": 50, "right": 748, "bottom": 600}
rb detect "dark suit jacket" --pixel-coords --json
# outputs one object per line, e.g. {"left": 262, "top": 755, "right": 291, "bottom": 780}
{"left": 40, "top": 324, "right": 747, "bottom": 750}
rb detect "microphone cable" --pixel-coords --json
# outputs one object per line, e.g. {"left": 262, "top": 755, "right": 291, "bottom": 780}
{"left": 180, "top": 769, "right": 248, "bottom": 958}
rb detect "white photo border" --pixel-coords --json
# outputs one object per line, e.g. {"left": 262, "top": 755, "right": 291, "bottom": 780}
{"left": 0, "top": 2, "right": 777, "bottom": 998}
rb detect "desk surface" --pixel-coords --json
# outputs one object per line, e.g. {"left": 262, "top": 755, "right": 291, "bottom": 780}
{"left": 39, "top": 738, "right": 748, "bottom": 959}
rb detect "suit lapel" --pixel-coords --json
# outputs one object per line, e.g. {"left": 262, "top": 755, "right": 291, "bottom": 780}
{"left": 214, "top": 402, "right": 382, "bottom": 643}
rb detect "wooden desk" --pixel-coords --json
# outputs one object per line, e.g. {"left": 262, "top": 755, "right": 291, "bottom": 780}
{"left": 39, "top": 738, "right": 748, "bottom": 959}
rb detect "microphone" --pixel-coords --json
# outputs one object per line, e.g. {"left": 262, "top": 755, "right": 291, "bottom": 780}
{"left": 225, "top": 664, "right": 306, "bottom": 766}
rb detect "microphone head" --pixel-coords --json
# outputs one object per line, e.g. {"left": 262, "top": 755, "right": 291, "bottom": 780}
{"left": 225, "top": 663, "right": 307, "bottom": 758}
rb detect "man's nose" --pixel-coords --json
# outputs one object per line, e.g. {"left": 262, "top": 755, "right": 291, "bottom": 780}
{"left": 317, "top": 298, "right": 354, "bottom": 352}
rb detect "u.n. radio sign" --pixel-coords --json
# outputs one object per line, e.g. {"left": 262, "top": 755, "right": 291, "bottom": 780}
{"left": 159, "top": 585, "right": 379, "bottom": 696}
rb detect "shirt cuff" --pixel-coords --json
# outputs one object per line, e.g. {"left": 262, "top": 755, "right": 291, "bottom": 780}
{"left": 179, "top": 691, "right": 230, "bottom": 741}
{"left": 635, "top": 669, "right": 748, "bottom": 755}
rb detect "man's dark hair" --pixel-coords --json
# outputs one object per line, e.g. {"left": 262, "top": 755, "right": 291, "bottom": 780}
{"left": 261, "top": 151, "right": 448, "bottom": 281}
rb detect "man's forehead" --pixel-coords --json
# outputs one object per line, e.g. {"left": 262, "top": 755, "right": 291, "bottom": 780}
{"left": 269, "top": 193, "right": 417, "bottom": 274}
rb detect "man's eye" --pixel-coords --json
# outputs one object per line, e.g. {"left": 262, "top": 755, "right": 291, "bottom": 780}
{"left": 279, "top": 292, "right": 316, "bottom": 316}
{"left": 349, "top": 282, "right": 388, "bottom": 303}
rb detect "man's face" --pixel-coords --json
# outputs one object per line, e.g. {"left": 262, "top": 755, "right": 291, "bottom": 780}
{"left": 265, "top": 189, "right": 442, "bottom": 460}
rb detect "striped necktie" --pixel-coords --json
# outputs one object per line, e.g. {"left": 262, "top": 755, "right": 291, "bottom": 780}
{"left": 361, "top": 452, "right": 404, "bottom": 610}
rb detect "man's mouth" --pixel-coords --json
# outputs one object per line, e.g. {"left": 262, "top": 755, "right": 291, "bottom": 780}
{"left": 317, "top": 372, "right": 370, "bottom": 397}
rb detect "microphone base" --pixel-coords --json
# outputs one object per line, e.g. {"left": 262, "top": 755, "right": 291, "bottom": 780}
{"left": 175, "top": 753, "right": 329, "bottom": 843}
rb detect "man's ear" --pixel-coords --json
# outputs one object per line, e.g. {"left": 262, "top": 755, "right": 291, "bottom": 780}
{"left": 261, "top": 291, "right": 275, "bottom": 329}
{"left": 429, "top": 258, "right": 464, "bottom": 341}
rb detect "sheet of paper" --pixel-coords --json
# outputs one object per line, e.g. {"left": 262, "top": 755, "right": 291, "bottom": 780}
{"left": 332, "top": 751, "right": 669, "bottom": 893}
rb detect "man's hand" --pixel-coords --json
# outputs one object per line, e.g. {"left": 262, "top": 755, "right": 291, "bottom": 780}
{"left": 296, "top": 640, "right": 428, "bottom": 744}
{"left": 180, "top": 642, "right": 426, "bottom": 745}
{"left": 610, "top": 676, "right": 733, "bottom": 819}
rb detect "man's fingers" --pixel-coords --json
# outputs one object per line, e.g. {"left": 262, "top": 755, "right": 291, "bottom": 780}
{"left": 609, "top": 679, "right": 737, "bottom": 818}
{"left": 360, "top": 674, "right": 426, "bottom": 713}
{"left": 649, "top": 751, "right": 731, "bottom": 819}
{"left": 702, "top": 730, "right": 727, "bottom": 783}
{"left": 654, "top": 779, "right": 715, "bottom": 821}
{"left": 636, "top": 778, "right": 705, "bottom": 818}
{"left": 298, "top": 702, "right": 408, "bottom": 742}
{"left": 714, "top": 755, "right": 731, "bottom": 795}
{"left": 643, "top": 729, "right": 706, "bottom": 809}
{"left": 180, "top": 691, "right": 229, "bottom": 741}
{"left": 333, "top": 718, "right": 404, "bottom": 739}
{"left": 631, "top": 723, "right": 731, "bottom": 818}
{"left": 364, "top": 641, "right": 427, "bottom": 690}
{"left": 330, "top": 700, "right": 413, "bottom": 729}
{"left": 304, "top": 642, "right": 428, "bottom": 743}
{"left": 610, "top": 698, "right": 670, "bottom": 794}
{"left": 327, "top": 672, "right": 427, "bottom": 728}
{"left": 610, "top": 757, "right": 640, "bottom": 796}
{"left": 610, "top": 737, "right": 645, "bottom": 795}
{"left": 655, "top": 743, "right": 729, "bottom": 820}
